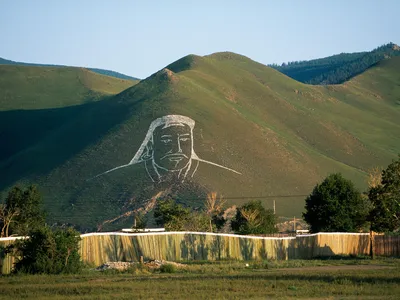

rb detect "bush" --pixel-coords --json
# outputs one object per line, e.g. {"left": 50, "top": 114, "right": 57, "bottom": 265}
{"left": 231, "top": 200, "right": 277, "bottom": 234}
{"left": 11, "top": 226, "right": 83, "bottom": 274}
{"left": 160, "top": 263, "right": 176, "bottom": 273}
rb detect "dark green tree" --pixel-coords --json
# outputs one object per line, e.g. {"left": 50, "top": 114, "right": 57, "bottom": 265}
{"left": 303, "top": 173, "right": 371, "bottom": 233}
{"left": 11, "top": 226, "right": 82, "bottom": 274}
{"left": 231, "top": 200, "right": 277, "bottom": 234}
{"left": 154, "top": 199, "right": 191, "bottom": 231}
{"left": 0, "top": 185, "right": 45, "bottom": 237}
{"left": 132, "top": 212, "right": 148, "bottom": 231}
{"left": 368, "top": 155, "right": 400, "bottom": 232}
{"left": 154, "top": 199, "right": 211, "bottom": 231}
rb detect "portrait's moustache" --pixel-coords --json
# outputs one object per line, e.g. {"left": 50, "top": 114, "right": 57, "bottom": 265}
{"left": 160, "top": 153, "right": 189, "bottom": 160}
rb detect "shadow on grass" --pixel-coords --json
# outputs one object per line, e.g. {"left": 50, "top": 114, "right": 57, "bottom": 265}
{"left": 130, "top": 272, "right": 400, "bottom": 285}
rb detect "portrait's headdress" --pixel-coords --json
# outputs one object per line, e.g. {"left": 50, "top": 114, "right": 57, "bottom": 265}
{"left": 131, "top": 115, "right": 198, "bottom": 164}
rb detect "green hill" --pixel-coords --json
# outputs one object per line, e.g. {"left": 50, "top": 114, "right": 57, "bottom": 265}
{"left": 0, "top": 65, "right": 136, "bottom": 188}
{"left": 1, "top": 53, "right": 400, "bottom": 231}
{"left": 271, "top": 43, "right": 400, "bottom": 84}
{"left": 0, "top": 57, "right": 140, "bottom": 81}
{"left": 0, "top": 65, "right": 137, "bottom": 110}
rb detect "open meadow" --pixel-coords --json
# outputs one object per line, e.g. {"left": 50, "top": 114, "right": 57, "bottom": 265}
{"left": 0, "top": 258, "right": 399, "bottom": 299}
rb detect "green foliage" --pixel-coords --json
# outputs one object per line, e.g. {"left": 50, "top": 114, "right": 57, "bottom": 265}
{"left": 11, "top": 226, "right": 82, "bottom": 274}
{"left": 231, "top": 200, "right": 277, "bottom": 234}
{"left": 154, "top": 199, "right": 191, "bottom": 230}
{"left": 132, "top": 212, "right": 148, "bottom": 231}
{"left": 368, "top": 155, "right": 400, "bottom": 232}
{"left": 159, "top": 263, "right": 176, "bottom": 273}
{"left": 0, "top": 185, "right": 45, "bottom": 237}
{"left": 154, "top": 199, "right": 210, "bottom": 231}
{"left": 272, "top": 43, "right": 400, "bottom": 84}
{"left": 303, "top": 173, "right": 371, "bottom": 233}
{"left": 183, "top": 211, "right": 210, "bottom": 232}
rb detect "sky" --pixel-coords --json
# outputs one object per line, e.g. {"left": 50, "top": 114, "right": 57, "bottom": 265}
{"left": 1, "top": 0, "right": 399, "bottom": 79}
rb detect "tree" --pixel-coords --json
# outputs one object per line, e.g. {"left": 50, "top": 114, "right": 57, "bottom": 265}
{"left": 0, "top": 200, "right": 20, "bottom": 238}
{"left": 182, "top": 211, "right": 210, "bottom": 232}
{"left": 231, "top": 200, "right": 277, "bottom": 234}
{"left": 205, "top": 192, "right": 226, "bottom": 232}
{"left": 154, "top": 198, "right": 211, "bottom": 232}
{"left": 10, "top": 226, "right": 82, "bottom": 274}
{"left": 154, "top": 199, "right": 191, "bottom": 231}
{"left": 131, "top": 212, "right": 148, "bottom": 231}
{"left": 0, "top": 185, "right": 45, "bottom": 237}
{"left": 368, "top": 155, "right": 400, "bottom": 232}
{"left": 303, "top": 173, "right": 371, "bottom": 233}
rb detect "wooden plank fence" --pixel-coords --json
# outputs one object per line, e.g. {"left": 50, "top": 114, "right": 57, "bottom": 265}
{"left": 374, "top": 235, "right": 400, "bottom": 256}
{"left": 1, "top": 232, "right": 398, "bottom": 275}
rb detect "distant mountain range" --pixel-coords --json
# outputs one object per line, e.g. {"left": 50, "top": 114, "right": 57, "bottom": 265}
{"left": 1, "top": 45, "right": 400, "bottom": 231}
{"left": 0, "top": 57, "right": 140, "bottom": 81}
{"left": 270, "top": 42, "right": 400, "bottom": 84}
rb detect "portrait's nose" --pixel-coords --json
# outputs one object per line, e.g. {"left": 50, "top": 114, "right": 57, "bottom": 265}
{"left": 174, "top": 138, "right": 183, "bottom": 153}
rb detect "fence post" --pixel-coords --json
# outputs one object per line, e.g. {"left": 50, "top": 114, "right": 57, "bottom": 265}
{"left": 369, "top": 231, "right": 375, "bottom": 259}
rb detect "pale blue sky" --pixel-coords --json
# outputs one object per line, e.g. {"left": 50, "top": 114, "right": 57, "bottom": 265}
{"left": 1, "top": 0, "right": 399, "bottom": 79}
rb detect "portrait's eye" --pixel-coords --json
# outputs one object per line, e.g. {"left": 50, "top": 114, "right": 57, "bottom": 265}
{"left": 180, "top": 138, "right": 189, "bottom": 142}
{"left": 161, "top": 139, "right": 172, "bottom": 144}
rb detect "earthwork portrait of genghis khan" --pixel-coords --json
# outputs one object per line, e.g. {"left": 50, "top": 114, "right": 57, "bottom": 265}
{"left": 93, "top": 115, "right": 241, "bottom": 183}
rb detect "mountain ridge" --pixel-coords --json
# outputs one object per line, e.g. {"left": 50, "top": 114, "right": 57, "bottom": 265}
{"left": 0, "top": 57, "right": 140, "bottom": 81}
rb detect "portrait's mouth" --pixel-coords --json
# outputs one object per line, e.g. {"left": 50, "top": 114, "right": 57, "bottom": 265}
{"left": 160, "top": 153, "right": 188, "bottom": 161}
{"left": 160, "top": 154, "right": 189, "bottom": 168}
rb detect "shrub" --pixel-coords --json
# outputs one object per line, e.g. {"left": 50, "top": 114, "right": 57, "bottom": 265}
{"left": 160, "top": 263, "right": 176, "bottom": 273}
{"left": 11, "top": 226, "right": 83, "bottom": 274}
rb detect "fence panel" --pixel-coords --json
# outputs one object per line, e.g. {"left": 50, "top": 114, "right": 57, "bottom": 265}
{"left": 374, "top": 235, "right": 400, "bottom": 256}
{"left": 1, "top": 232, "right": 399, "bottom": 274}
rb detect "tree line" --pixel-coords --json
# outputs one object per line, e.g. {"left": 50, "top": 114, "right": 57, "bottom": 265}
{"left": 271, "top": 43, "right": 400, "bottom": 85}
{"left": 136, "top": 192, "right": 277, "bottom": 235}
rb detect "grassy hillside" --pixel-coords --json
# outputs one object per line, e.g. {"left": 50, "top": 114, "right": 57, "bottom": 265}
{"left": 0, "top": 65, "right": 136, "bottom": 110}
{"left": 1, "top": 54, "right": 399, "bottom": 231}
{"left": 0, "top": 65, "right": 136, "bottom": 196}
{"left": 0, "top": 57, "right": 140, "bottom": 81}
{"left": 272, "top": 43, "right": 400, "bottom": 84}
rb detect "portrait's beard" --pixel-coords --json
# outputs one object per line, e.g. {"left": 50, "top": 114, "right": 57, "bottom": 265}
{"left": 155, "top": 153, "right": 190, "bottom": 170}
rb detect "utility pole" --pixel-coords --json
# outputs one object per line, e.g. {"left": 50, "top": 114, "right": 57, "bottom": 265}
{"left": 273, "top": 200, "right": 276, "bottom": 215}
{"left": 133, "top": 215, "right": 137, "bottom": 228}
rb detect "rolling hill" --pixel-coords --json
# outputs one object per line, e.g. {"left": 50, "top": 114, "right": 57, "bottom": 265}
{"left": 0, "top": 57, "right": 140, "bottom": 81}
{"left": 1, "top": 52, "right": 400, "bottom": 231}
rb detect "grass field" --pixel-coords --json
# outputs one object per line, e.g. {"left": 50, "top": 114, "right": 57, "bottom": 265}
{"left": 0, "top": 258, "right": 399, "bottom": 299}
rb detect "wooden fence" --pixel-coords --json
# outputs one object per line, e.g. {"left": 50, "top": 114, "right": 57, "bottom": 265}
{"left": 1, "top": 232, "right": 398, "bottom": 275}
{"left": 374, "top": 235, "right": 400, "bottom": 256}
